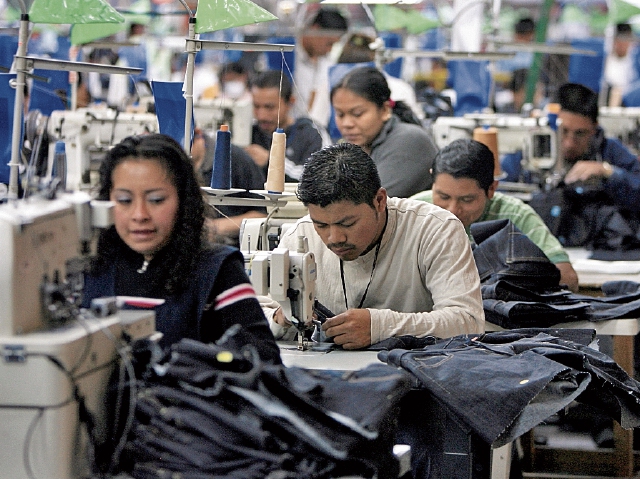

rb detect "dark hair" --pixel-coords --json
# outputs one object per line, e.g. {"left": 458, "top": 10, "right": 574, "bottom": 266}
{"left": 297, "top": 143, "right": 381, "bottom": 207}
{"left": 515, "top": 18, "right": 535, "bottom": 35}
{"left": 221, "top": 61, "right": 246, "bottom": 78}
{"left": 510, "top": 68, "right": 528, "bottom": 93}
{"left": 338, "top": 33, "right": 375, "bottom": 63}
{"left": 93, "top": 133, "right": 206, "bottom": 294}
{"left": 557, "top": 82, "right": 598, "bottom": 123}
{"left": 252, "top": 69, "right": 293, "bottom": 102}
{"left": 433, "top": 138, "right": 495, "bottom": 193}
{"left": 330, "top": 66, "right": 421, "bottom": 125}
{"left": 308, "top": 7, "right": 348, "bottom": 31}
{"left": 616, "top": 22, "right": 633, "bottom": 38}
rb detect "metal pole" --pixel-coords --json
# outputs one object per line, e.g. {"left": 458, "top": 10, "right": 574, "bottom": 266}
{"left": 524, "top": 0, "right": 553, "bottom": 105}
{"left": 184, "top": 16, "right": 196, "bottom": 154}
{"left": 8, "top": 14, "right": 29, "bottom": 200}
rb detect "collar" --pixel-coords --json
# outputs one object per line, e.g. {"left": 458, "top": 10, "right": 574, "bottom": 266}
{"left": 370, "top": 115, "right": 398, "bottom": 151}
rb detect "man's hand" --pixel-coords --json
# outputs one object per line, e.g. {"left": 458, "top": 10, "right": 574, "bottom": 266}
{"left": 273, "top": 307, "right": 291, "bottom": 327}
{"left": 322, "top": 309, "right": 371, "bottom": 349}
{"left": 244, "top": 144, "right": 270, "bottom": 167}
{"left": 564, "top": 160, "right": 612, "bottom": 183}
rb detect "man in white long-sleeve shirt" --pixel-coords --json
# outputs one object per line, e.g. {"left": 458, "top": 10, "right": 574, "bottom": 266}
{"left": 272, "top": 143, "right": 484, "bottom": 349}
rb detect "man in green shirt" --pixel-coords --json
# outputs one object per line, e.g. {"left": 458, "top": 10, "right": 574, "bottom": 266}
{"left": 411, "top": 138, "right": 579, "bottom": 292}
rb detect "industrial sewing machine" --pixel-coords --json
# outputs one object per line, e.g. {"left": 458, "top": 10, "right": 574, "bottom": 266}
{"left": 46, "top": 107, "right": 159, "bottom": 191}
{"left": 598, "top": 106, "right": 640, "bottom": 154}
{"left": 0, "top": 191, "right": 156, "bottom": 479}
{"left": 193, "top": 97, "right": 253, "bottom": 147}
{"left": 204, "top": 187, "right": 317, "bottom": 349}
{"left": 431, "top": 114, "right": 557, "bottom": 182}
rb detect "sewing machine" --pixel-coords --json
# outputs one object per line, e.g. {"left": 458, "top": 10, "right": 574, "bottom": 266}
{"left": 0, "top": 191, "right": 156, "bottom": 479}
{"left": 431, "top": 114, "right": 558, "bottom": 177}
{"left": 46, "top": 107, "right": 159, "bottom": 191}
{"left": 244, "top": 236, "right": 317, "bottom": 350}
{"left": 193, "top": 97, "right": 253, "bottom": 147}
{"left": 598, "top": 106, "right": 640, "bottom": 154}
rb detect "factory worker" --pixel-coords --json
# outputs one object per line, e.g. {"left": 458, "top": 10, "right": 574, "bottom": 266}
{"left": 293, "top": 6, "right": 349, "bottom": 129}
{"left": 331, "top": 66, "right": 437, "bottom": 198}
{"left": 411, "top": 138, "right": 579, "bottom": 292}
{"left": 82, "top": 133, "right": 281, "bottom": 364}
{"left": 558, "top": 82, "right": 640, "bottom": 211}
{"left": 269, "top": 142, "right": 484, "bottom": 349}
{"left": 245, "top": 70, "right": 330, "bottom": 182}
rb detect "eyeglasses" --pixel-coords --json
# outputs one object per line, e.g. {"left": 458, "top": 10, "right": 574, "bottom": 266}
{"left": 561, "top": 127, "right": 593, "bottom": 141}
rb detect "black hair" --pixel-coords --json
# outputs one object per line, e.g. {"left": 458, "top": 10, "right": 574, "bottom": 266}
{"left": 309, "top": 7, "right": 348, "bottom": 31}
{"left": 616, "top": 23, "right": 633, "bottom": 38}
{"left": 515, "top": 18, "right": 535, "bottom": 35}
{"left": 330, "top": 66, "right": 421, "bottom": 125}
{"left": 433, "top": 138, "right": 495, "bottom": 193}
{"left": 297, "top": 143, "right": 381, "bottom": 208}
{"left": 252, "top": 69, "right": 293, "bottom": 102}
{"left": 221, "top": 61, "right": 246, "bottom": 77}
{"left": 93, "top": 133, "right": 206, "bottom": 295}
{"left": 557, "top": 82, "right": 599, "bottom": 123}
{"left": 510, "top": 68, "right": 528, "bottom": 93}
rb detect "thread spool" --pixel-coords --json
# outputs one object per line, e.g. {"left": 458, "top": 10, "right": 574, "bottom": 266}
{"left": 210, "top": 124, "right": 232, "bottom": 189}
{"left": 473, "top": 126, "right": 502, "bottom": 179}
{"left": 265, "top": 128, "right": 286, "bottom": 193}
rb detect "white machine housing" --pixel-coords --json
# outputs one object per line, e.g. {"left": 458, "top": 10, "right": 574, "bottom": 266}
{"left": 0, "top": 191, "right": 113, "bottom": 336}
{"left": 0, "top": 311, "right": 155, "bottom": 479}
{"left": 47, "top": 107, "right": 159, "bottom": 191}
{"left": 598, "top": 106, "right": 640, "bottom": 154}
{"left": 244, "top": 236, "right": 317, "bottom": 331}
{"left": 0, "top": 192, "right": 156, "bottom": 479}
{"left": 193, "top": 97, "right": 253, "bottom": 147}
{"left": 431, "top": 115, "right": 558, "bottom": 173}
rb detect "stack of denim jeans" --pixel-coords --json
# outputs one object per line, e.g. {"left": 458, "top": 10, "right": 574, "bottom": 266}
{"left": 471, "top": 219, "right": 640, "bottom": 328}
{"left": 112, "top": 331, "right": 413, "bottom": 479}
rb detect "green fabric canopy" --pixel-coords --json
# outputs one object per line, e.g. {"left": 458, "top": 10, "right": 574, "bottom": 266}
{"left": 29, "top": 0, "right": 124, "bottom": 24}
{"left": 195, "top": 0, "right": 277, "bottom": 34}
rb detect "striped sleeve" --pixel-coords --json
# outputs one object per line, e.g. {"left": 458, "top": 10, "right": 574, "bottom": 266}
{"left": 214, "top": 282, "right": 257, "bottom": 310}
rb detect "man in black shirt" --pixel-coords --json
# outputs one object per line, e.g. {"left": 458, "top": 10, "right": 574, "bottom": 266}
{"left": 245, "top": 70, "right": 328, "bottom": 182}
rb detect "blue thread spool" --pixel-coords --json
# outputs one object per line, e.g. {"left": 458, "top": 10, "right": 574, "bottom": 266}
{"left": 210, "top": 124, "right": 231, "bottom": 189}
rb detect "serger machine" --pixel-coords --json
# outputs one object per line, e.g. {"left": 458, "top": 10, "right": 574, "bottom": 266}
{"left": 0, "top": 191, "right": 156, "bottom": 479}
{"left": 46, "top": 107, "right": 159, "bottom": 191}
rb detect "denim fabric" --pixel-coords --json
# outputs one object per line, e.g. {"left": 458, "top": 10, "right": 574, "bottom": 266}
{"left": 470, "top": 219, "right": 561, "bottom": 291}
{"left": 378, "top": 330, "right": 640, "bottom": 449}
{"left": 119, "top": 334, "right": 412, "bottom": 479}
{"left": 483, "top": 298, "right": 590, "bottom": 328}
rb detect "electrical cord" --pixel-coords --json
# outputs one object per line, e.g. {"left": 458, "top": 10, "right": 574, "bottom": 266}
{"left": 78, "top": 313, "right": 140, "bottom": 475}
